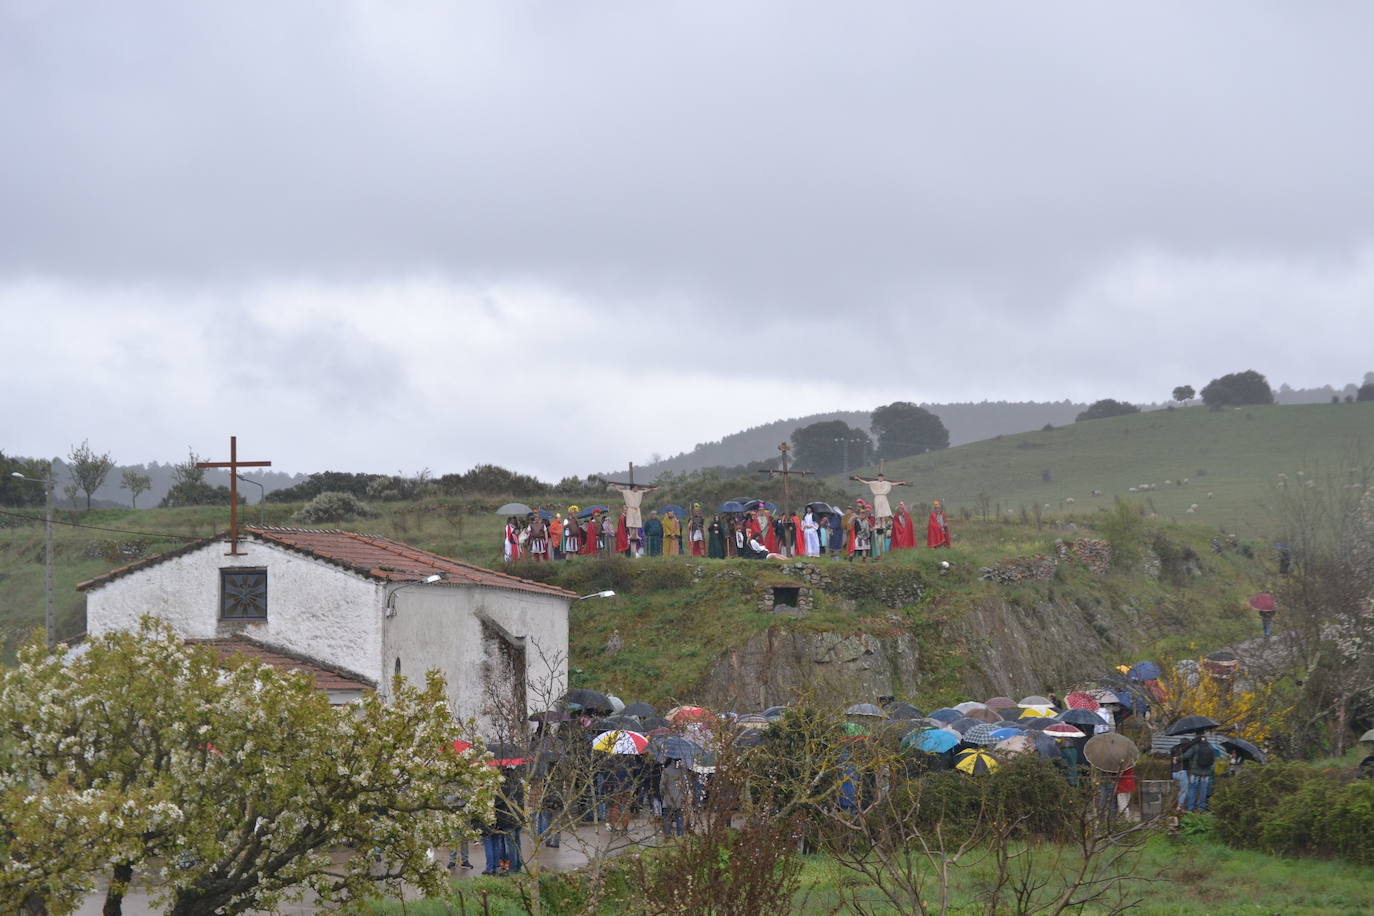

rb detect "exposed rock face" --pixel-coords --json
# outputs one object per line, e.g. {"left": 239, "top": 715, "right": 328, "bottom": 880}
{"left": 699, "top": 627, "right": 920, "bottom": 711}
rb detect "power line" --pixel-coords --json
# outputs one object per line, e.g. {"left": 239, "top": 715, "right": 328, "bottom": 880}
{"left": 0, "top": 508, "right": 210, "bottom": 542}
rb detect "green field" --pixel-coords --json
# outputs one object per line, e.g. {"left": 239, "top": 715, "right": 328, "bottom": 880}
{"left": 831, "top": 402, "right": 1374, "bottom": 537}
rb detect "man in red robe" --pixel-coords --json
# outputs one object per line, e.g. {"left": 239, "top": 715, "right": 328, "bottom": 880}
{"left": 927, "top": 500, "right": 952, "bottom": 548}
{"left": 891, "top": 502, "right": 916, "bottom": 549}
{"left": 615, "top": 511, "right": 631, "bottom": 556}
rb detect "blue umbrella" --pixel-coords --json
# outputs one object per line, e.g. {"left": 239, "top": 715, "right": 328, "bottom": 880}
{"left": 657, "top": 504, "right": 687, "bottom": 517}
{"left": 928, "top": 708, "right": 962, "bottom": 723}
{"left": 904, "top": 728, "right": 961, "bottom": 754}
{"left": 577, "top": 505, "right": 610, "bottom": 519}
{"left": 537, "top": 509, "right": 554, "bottom": 520}
{"left": 650, "top": 734, "right": 703, "bottom": 763}
{"left": 719, "top": 500, "right": 746, "bottom": 513}
{"left": 1128, "top": 661, "right": 1162, "bottom": 681}
{"left": 990, "top": 727, "right": 1021, "bottom": 740}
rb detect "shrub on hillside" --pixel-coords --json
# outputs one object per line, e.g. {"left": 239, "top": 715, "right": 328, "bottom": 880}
{"left": 1075, "top": 399, "right": 1140, "bottom": 422}
{"left": 1201, "top": 369, "right": 1275, "bottom": 408}
{"left": 1210, "top": 764, "right": 1374, "bottom": 865}
{"left": 292, "top": 491, "right": 375, "bottom": 525}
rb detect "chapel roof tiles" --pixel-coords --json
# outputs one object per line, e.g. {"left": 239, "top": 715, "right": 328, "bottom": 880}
{"left": 77, "top": 527, "right": 576, "bottom": 599}
{"left": 188, "top": 636, "right": 374, "bottom": 692}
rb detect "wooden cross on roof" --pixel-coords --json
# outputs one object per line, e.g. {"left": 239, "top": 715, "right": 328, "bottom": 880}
{"left": 197, "top": 436, "right": 272, "bottom": 555}
{"left": 757, "top": 442, "right": 814, "bottom": 511}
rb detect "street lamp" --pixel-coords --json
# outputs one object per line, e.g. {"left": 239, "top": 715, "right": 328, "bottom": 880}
{"left": 237, "top": 474, "right": 265, "bottom": 526}
{"left": 385, "top": 573, "right": 444, "bottom": 617}
{"left": 11, "top": 468, "right": 55, "bottom": 644}
{"left": 577, "top": 590, "right": 616, "bottom": 601}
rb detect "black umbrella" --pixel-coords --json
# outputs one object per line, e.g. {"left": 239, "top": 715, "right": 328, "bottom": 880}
{"left": 1206, "top": 649, "right": 1239, "bottom": 663}
{"left": 1166, "top": 715, "right": 1220, "bottom": 735}
{"left": 643, "top": 716, "right": 670, "bottom": 731}
{"left": 888, "top": 702, "right": 923, "bottom": 720}
{"left": 563, "top": 688, "right": 614, "bottom": 714}
{"left": 734, "top": 729, "right": 768, "bottom": 749}
{"left": 762, "top": 705, "right": 789, "bottom": 719}
{"left": 602, "top": 714, "right": 643, "bottom": 731}
{"left": 622, "top": 702, "right": 656, "bottom": 717}
{"left": 998, "top": 707, "right": 1022, "bottom": 721}
{"left": 1221, "top": 737, "right": 1267, "bottom": 764}
{"left": 1022, "top": 718, "right": 1052, "bottom": 731}
{"left": 528, "top": 709, "right": 570, "bottom": 723}
{"left": 1060, "top": 708, "right": 1102, "bottom": 728}
{"left": 949, "top": 717, "right": 982, "bottom": 735}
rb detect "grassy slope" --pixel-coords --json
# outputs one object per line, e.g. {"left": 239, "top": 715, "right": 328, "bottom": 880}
{"left": 830, "top": 402, "right": 1374, "bottom": 537}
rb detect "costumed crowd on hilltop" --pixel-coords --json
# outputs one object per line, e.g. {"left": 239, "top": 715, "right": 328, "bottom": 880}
{"left": 502, "top": 476, "right": 953, "bottom": 563}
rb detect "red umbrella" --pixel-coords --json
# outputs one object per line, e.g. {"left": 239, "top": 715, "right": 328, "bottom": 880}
{"left": 1248, "top": 593, "right": 1276, "bottom": 611}
{"left": 1066, "top": 691, "right": 1100, "bottom": 711}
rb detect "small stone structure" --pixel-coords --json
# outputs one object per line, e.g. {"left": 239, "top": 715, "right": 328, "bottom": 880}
{"left": 758, "top": 580, "right": 814, "bottom": 614}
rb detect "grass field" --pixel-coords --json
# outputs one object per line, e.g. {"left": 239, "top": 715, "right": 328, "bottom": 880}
{"left": 830, "top": 402, "right": 1374, "bottom": 537}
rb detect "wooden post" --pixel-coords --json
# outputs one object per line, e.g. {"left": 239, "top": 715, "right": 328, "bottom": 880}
{"left": 197, "top": 436, "right": 272, "bottom": 555}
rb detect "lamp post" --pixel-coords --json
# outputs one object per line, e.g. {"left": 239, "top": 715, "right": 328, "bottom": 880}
{"left": 831, "top": 436, "right": 850, "bottom": 474}
{"left": 237, "top": 474, "right": 266, "bottom": 526}
{"left": 385, "top": 573, "right": 444, "bottom": 617}
{"left": 11, "top": 467, "right": 55, "bottom": 644}
{"left": 576, "top": 590, "right": 616, "bottom": 601}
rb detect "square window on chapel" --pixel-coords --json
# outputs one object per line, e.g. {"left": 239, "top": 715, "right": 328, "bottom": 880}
{"left": 220, "top": 568, "right": 268, "bottom": 619}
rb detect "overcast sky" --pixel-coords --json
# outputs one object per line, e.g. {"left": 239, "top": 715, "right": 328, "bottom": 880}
{"left": 3, "top": 2, "right": 1372, "bottom": 479}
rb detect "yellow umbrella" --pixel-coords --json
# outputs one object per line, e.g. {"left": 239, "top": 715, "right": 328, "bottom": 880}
{"left": 954, "top": 748, "right": 999, "bottom": 775}
{"left": 1019, "top": 706, "right": 1055, "bottom": 719}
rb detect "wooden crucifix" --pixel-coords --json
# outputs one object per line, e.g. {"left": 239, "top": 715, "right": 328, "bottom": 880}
{"left": 605, "top": 462, "right": 658, "bottom": 530}
{"left": 758, "top": 442, "right": 814, "bottom": 511}
{"left": 197, "top": 436, "right": 272, "bottom": 555}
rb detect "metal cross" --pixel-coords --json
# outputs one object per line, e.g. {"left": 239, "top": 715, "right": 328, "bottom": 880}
{"left": 197, "top": 436, "right": 272, "bottom": 555}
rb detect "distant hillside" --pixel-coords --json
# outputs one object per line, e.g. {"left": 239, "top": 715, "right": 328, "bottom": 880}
{"left": 615, "top": 401, "right": 1089, "bottom": 480}
{"left": 831, "top": 402, "right": 1374, "bottom": 536}
{"left": 4, "top": 457, "right": 307, "bottom": 510}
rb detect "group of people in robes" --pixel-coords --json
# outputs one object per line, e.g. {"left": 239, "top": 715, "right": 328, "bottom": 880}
{"left": 501, "top": 483, "right": 953, "bottom": 562}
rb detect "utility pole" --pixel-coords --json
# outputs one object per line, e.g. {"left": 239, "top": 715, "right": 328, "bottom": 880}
{"left": 11, "top": 464, "right": 55, "bottom": 643}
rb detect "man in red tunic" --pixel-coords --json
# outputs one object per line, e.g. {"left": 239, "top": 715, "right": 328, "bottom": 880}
{"left": 891, "top": 501, "right": 916, "bottom": 549}
{"left": 926, "top": 500, "right": 952, "bottom": 548}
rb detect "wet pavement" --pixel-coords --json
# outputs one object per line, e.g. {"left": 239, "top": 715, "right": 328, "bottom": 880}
{"left": 76, "top": 820, "right": 659, "bottom": 914}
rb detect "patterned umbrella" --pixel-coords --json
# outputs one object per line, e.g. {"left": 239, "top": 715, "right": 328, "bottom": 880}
{"left": 995, "top": 735, "right": 1037, "bottom": 756}
{"left": 667, "top": 705, "right": 710, "bottom": 725}
{"left": 985, "top": 696, "right": 1018, "bottom": 709}
{"left": 964, "top": 722, "right": 1002, "bottom": 747}
{"left": 1065, "top": 691, "right": 1100, "bottom": 711}
{"left": 954, "top": 748, "right": 999, "bottom": 775}
{"left": 1044, "top": 723, "right": 1086, "bottom": 739}
{"left": 1018, "top": 695, "right": 1053, "bottom": 708}
{"left": 593, "top": 730, "right": 649, "bottom": 755}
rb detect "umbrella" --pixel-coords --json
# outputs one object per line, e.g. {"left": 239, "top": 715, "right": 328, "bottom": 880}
{"left": 846, "top": 703, "right": 888, "bottom": 719}
{"left": 576, "top": 505, "right": 610, "bottom": 519}
{"left": 1065, "top": 691, "right": 1100, "bottom": 711}
{"left": 954, "top": 749, "right": 999, "bottom": 775}
{"left": 1018, "top": 695, "right": 1054, "bottom": 708}
{"left": 667, "top": 705, "right": 710, "bottom": 725}
{"left": 496, "top": 502, "right": 533, "bottom": 516}
{"left": 998, "top": 708, "right": 1022, "bottom": 721}
{"left": 1205, "top": 649, "right": 1239, "bottom": 663}
{"left": 1044, "top": 723, "right": 1086, "bottom": 739}
{"left": 1248, "top": 593, "right": 1276, "bottom": 612}
{"left": 657, "top": 504, "right": 687, "bottom": 518}
{"left": 1361, "top": 729, "right": 1374, "bottom": 744}
{"left": 736, "top": 714, "right": 771, "bottom": 728}
{"left": 995, "top": 734, "right": 1037, "bottom": 756}
{"left": 1089, "top": 688, "right": 1125, "bottom": 706}
{"left": 1018, "top": 706, "right": 1055, "bottom": 719}
{"left": 949, "top": 717, "right": 982, "bottom": 735}
{"left": 1083, "top": 733, "right": 1138, "bottom": 773}
{"left": 954, "top": 701, "right": 990, "bottom": 714}
{"left": 528, "top": 709, "right": 570, "bottom": 723}
{"left": 734, "top": 729, "right": 768, "bottom": 749}
{"left": 649, "top": 734, "right": 703, "bottom": 762}
{"left": 966, "top": 707, "right": 1003, "bottom": 724}
{"left": 623, "top": 702, "right": 656, "bottom": 717}
{"left": 593, "top": 730, "right": 649, "bottom": 755}
{"left": 928, "top": 708, "right": 962, "bottom": 723}
{"left": 487, "top": 742, "right": 531, "bottom": 766}
{"left": 805, "top": 501, "right": 837, "bottom": 515}
{"left": 718, "top": 500, "right": 747, "bottom": 513}
{"left": 535, "top": 509, "right": 554, "bottom": 519}
{"left": 762, "top": 706, "right": 788, "bottom": 720}
{"left": 1127, "top": 661, "right": 1162, "bottom": 681}
{"left": 990, "top": 727, "right": 1021, "bottom": 741}
{"left": 1221, "top": 737, "right": 1267, "bottom": 764}
{"left": 888, "top": 702, "right": 923, "bottom": 720}
{"left": 563, "top": 688, "right": 613, "bottom": 714}
{"left": 643, "top": 716, "right": 670, "bottom": 731}
{"left": 1060, "top": 708, "right": 1102, "bottom": 728}
{"left": 607, "top": 695, "right": 625, "bottom": 713}
{"left": 1031, "top": 732, "right": 1062, "bottom": 758}
{"left": 985, "top": 696, "right": 1018, "bottom": 709}
{"left": 964, "top": 723, "right": 1002, "bottom": 747}
{"left": 743, "top": 499, "right": 778, "bottom": 512}
{"left": 1022, "top": 718, "right": 1053, "bottom": 731}
{"left": 1166, "top": 715, "right": 1220, "bottom": 736}
{"left": 904, "top": 728, "right": 961, "bottom": 754}
{"left": 601, "top": 715, "right": 643, "bottom": 731}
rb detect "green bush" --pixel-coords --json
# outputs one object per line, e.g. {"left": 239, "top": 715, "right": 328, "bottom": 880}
{"left": 1210, "top": 764, "right": 1374, "bottom": 864}
{"left": 292, "top": 490, "right": 376, "bottom": 525}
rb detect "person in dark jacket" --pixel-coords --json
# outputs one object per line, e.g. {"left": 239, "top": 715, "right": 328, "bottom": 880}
{"left": 483, "top": 767, "right": 525, "bottom": 875}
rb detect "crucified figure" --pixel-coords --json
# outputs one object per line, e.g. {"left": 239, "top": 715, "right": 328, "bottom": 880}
{"left": 606, "top": 482, "right": 658, "bottom": 530}
{"left": 849, "top": 472, "right": 909, "bottom": 521}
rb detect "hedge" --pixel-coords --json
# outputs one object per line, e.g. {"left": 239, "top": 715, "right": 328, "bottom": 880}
{"left": 1209, "top": 763, "right": 1374, "bottom": 865}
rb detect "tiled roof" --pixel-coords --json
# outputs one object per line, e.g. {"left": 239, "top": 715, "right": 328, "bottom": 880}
{"left": 78, "top": 527, "right": 575, "bottom": 599}
{"left": 189, "top": 637, "right": 373, "bottom": 692}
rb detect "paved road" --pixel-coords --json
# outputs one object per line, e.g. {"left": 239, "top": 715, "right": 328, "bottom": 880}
{"left": 76, "top": 821, "right": 658, "bottom": 914}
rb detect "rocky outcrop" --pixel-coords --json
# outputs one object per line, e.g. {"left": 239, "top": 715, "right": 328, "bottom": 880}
{"left": 699, "top": 627, "right": 920, "bottom": 711}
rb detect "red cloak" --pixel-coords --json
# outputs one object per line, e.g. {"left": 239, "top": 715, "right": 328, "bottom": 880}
{"left": 584, "top": 517, "right": 598, "bottom": 553}
{"left": 892, "top": 510, "right": 915, "bottom": 549}
{"left": 926, "top": 508, "right": 951, "bottom": 548}
{"left": 615, "top": 515, "right": 630, "bottom": 553}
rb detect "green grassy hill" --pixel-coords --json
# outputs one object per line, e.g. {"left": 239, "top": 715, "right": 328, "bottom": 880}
{"left": 832, "top": 402, "right": 1374, "bottom": 537}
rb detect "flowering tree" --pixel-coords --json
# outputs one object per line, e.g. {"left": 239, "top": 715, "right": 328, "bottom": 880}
{"left": 0, "top": 619, "right": 498, "bottom": 915}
